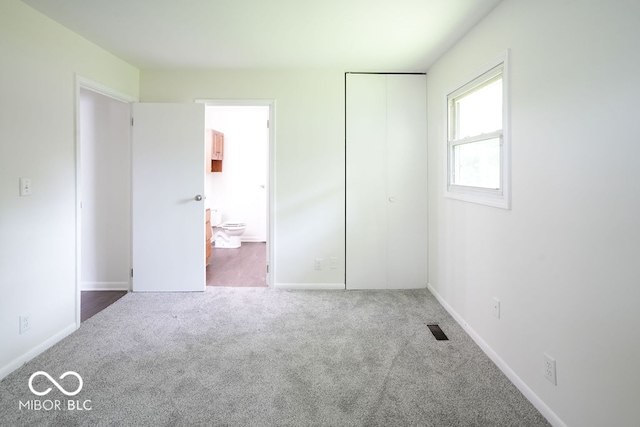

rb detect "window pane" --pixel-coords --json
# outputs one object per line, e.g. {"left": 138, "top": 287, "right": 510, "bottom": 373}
{"left": 454, "top": 77, "right": 502, "bottom": 139}
{"left": 453, "top": 138, "right": 500, "bottom": 189}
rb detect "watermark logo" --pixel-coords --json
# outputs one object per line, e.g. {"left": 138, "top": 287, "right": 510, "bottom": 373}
{"left": 28, "top": 371, "right": 83, "bottom": 396}
{"left": 20, "top": 371, "right": 91, "bottom": 412}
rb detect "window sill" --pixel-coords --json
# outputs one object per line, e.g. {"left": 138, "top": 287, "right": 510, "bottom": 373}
{"left": 445, "top": 186, "right": 510, "bottom": 209}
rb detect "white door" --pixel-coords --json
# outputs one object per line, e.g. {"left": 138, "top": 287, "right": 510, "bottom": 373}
{"left": 346, "top": 74, "right": 388, "bottom": 289}
{"left": 346, "top": 73, "right": 427, "bottom": 290}
{"left": 132, "top": 103, "right": 205, "bottom": 292}
{"left": 250, "top": 108, "right": 269, "bottom": 242}
{"left": 385, "top": 75, "right": 428, "bottom": 289}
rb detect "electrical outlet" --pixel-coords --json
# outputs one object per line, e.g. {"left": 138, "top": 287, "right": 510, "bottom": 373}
{"left": 544, "top": 353, "right": 557, "bottom": 385}
{"left": 19, "top": 315, "right": 31, "bottom": 334}
{"left": 492, "top": 297, "right": 500, "bottom": 319}
{"left": 315, "top": 258, "right": 323, "bottom": 270}
{"left": 19, "top": 177, "right": 32, "bottom": 196}
{"left": 330, "top": 257, "right": 338, "bottom": 269}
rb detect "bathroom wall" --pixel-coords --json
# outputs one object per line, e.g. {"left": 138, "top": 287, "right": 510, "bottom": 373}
{"left": 0, "top": 0, "right": 139, "bottom": 379}
{"left": 426, "top": 0, "right": 640, "bottom": 425}
{"left": 140, "top": 70, "right": 345, "bottom": 288}
{"left": 205, "top": 105, "right": 269, "bottom": 242}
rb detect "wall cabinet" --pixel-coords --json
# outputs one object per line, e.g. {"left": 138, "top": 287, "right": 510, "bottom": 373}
{"left": 346, "top": 73, "right": 427, "bottom": 289}
{"left": 206, "top": 129, "right": 224, "bottom": 172}
{"left": 206, "top": 208, "right": 212, "bottom": 265}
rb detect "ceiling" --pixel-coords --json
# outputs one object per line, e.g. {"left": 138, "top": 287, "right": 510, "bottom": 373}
{"left": 21, "top": 0, "right": 503, "bottom": 71}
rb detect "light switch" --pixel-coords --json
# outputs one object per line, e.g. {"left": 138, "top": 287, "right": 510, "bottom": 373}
{"left": 19, "top": 178, "right": 32, "bottom": 196}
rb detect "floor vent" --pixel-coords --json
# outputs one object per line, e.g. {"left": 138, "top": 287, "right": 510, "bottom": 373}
{"left": 427, "top": 324, "right": 449, "bottom": 341}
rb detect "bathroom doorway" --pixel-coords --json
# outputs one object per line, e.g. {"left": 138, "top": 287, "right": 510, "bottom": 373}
{"left": 203, "top": 102, "right": 272, "bottom": 287}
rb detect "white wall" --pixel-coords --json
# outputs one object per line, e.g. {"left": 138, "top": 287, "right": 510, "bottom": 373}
{"left": 6, "top": 2, "right": 637, "bottom": 423}
{"left": 0, "top": 0, "right": 139, "bottom": 379}
{"left": 205, "top": 106, "right": 269, "bottom": 242}
{"left": 80, "top": 88, "right": 132, "bottom": 290}
{"left": 426, "top": 1, "right": 640, "bottom": 426}
{"left": 141, "top": 70, "right": 345, "bottom": 288}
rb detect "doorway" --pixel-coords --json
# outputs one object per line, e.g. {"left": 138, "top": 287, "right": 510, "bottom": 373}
{"left": 75, "top": 91, "right": 276, "bottom": 322}
{"left": 202, "top": 102, "right": 273, "bottom": 287}
{"left": 76, "top": 78, "right": 135, "bottom": 325}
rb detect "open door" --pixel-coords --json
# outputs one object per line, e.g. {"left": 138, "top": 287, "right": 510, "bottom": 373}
{"left": 131, "top": 103, "right": 205, "bottom": 292}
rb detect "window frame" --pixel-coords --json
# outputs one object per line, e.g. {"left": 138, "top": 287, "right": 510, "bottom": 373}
{"left": 445, "top": 51, "right": 510, "bottom": 209}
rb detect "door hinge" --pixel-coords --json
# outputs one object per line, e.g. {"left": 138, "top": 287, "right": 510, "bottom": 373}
{"left": 266, "top": 264, "right": 269, "bottom": 273}
{"left": 130, "top": 268, "right": 134, "bottom": 278}
{"left": 131, "top": 117, "right": 134, "bottom": 126}
{"left": 266, "top": 119, "right": 269, "bottom": 129}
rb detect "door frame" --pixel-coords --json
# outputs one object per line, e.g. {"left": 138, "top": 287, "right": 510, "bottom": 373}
{"left": 74, "top": 75, "right": 137, "bottom": 328}
{"left": 196, "top": 99, "right": 276, "bottom": 287}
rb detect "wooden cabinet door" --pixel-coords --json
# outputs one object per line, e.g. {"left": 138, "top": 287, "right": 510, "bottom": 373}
{"left": 205, "top": 208, "right": 212, "bottom": 265}
{"left": 212, "top": 131, "right": 224, "bottom": 160}
{"left": 207, "top": 129, "right": 224, "bottom": 172}
{"left": 205, "top": 129, "right": 213, "bottom": 173}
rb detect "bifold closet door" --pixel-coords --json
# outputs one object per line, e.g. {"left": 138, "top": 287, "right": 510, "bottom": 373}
{"left": 346, "top": 73, "right": 427, "bottom": 290}
{"left": 346, "top": 74, "right": 388, "bottom": 289}
{"left": 385, "top": 75, "right": 427, "bottom": 289}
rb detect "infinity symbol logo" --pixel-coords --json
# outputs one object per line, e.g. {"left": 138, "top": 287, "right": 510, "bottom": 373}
{"left": 28, "top": 371, "right": 83, "bottom": 396}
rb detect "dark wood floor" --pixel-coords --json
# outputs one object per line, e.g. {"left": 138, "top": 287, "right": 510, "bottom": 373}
{"left": 81, "top": 290, "right": 127, "bottom": 322}
{"left": 207, "top": 242, "right": 267, "bottom": 287}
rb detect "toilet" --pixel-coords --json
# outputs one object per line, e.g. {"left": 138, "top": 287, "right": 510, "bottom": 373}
{"left": 211, "top": 209, "right": 246, "bottom": 249}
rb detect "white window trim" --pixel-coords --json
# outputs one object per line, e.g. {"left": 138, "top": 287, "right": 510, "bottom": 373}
{"left": 444, "top": 50, "right": 511, "bottom": 209}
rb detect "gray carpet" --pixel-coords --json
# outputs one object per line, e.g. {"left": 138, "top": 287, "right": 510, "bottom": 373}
{"left": 0, "top": 288, "right": 550, "bottom": 426}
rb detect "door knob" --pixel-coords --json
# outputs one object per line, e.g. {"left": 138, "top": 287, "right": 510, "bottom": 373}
{"left": 194, "top": 195, "right": 203, "bottom": 201}
{"left": 389, "top": 197, "right": 396, "bottom": 202}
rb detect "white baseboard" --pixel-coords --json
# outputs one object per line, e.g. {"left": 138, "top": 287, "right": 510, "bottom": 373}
{"left": 274, "top": 282, "right": 345, "bottom": 290}
{"left": 241, "top": 237, "right": 266, "bottom": 243}
{"left": 346, "top": 283, "right": 428, "bottom": 290}
{"left": 81, "top": 281, "right": 129, "bottom": 291}
{"left": 426, "top": 284, "right": 566, "bottom": 427}
{"left": 0, "top": 323, "right": 77, "bottom": 381}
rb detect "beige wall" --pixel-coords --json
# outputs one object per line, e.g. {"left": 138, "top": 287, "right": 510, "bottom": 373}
{"left": 140, "top": 69, "right": 346, "bottom": 287}
{"left": 0, "top": 0, "right": 139, "bottom": 377}
{"left": 426, "top": 0, "right": 640, "bottom": 425}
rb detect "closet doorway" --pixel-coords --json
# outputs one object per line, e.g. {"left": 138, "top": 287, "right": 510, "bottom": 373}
{"left": 76, "top": 79, "right": 134, "bottom": 324}
{"left": 345, "top": 73, "right": 428, "bottom": 290}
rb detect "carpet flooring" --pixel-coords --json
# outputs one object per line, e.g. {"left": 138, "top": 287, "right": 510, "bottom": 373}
{"left": 0, "top": 288, "right": 550, "bottom": 426}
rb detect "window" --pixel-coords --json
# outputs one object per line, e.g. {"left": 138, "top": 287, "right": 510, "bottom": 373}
{"left": 446, "top": 52, "right": 510, "bottom": 209}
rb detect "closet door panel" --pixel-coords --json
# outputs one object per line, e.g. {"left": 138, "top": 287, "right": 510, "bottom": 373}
{"left": 386, "top": 75, "right": 428, "bottom": 289}
{"left": 346, "top": 74, "right": 387, "bottom": 289}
